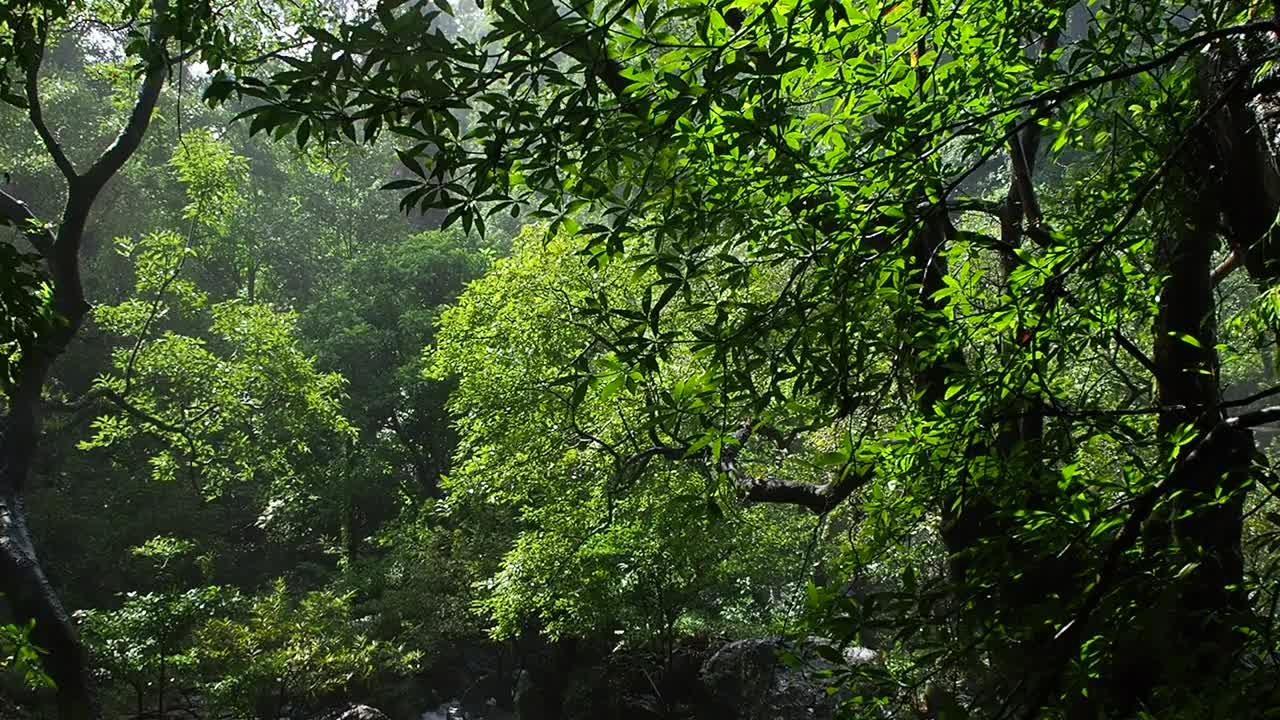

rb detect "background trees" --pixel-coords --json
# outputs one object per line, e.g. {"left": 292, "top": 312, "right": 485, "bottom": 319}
{"left": 3, "top": 4, "right": 814, "bottom": 719}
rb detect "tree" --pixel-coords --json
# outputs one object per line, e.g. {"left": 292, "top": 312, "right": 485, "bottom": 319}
{"left": 229, "top": 0, "right": 1280, "bottom": 715}
{"left": 0, "top": 3, "right": 319, "bottom": 716}
{"left": 0, "top": 4, "right": 178, "bottom": 715}
{"left": 191, "top": 579, "right": 418, "bottom": 720}
{"left": 301, "top": 227, "right": 492, "bottom": 500}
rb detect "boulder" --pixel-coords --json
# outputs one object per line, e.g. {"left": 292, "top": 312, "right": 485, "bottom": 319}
{"left": 318, "top": 705, "right": 391, "bottom": 720}
{"left": 700, "top": 638, "right": 830, "bottom": 720}
{"left": 699, "top": 638, "right": 879, "bottom": 720}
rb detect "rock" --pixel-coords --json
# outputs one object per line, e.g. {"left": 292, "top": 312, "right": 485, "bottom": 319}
{"left": 618, "top": 692, "right": 665, "bottom": 720}
{"left": 561, "top": 663, "right": 614, "bottom": 720}
{"left": 512, "top": 639, "right": 577, "bottom": 720}
{"left": 0, "top": 697, "right": 37, "bottom": 720}
{"left": 844, "top": 645, "right": 879, "bottom": 666}
{"left": 321, "top": 705, "right": 391, "bottom": 720}
{"left": 701, "top": 638, "right": 832, "bottom": 720}
{"left": 699, "top": 638, "right": 880, "bottom": 720}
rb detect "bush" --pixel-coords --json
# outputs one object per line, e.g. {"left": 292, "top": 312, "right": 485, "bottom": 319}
{"left": 194, "top": 578, "right": 419, "bottom": 719}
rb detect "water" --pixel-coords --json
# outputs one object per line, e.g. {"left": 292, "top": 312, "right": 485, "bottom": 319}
{"left": 419, "top": 702, "right": 465, "bottom": 720}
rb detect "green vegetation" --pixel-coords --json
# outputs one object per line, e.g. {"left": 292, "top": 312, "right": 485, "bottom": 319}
{"left": 3, "top": 1, "right": 1280, "bottom": 719}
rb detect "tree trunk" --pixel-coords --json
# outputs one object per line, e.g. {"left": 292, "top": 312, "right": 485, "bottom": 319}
{"left": 0, "top": 429, "right": 100, "bottom": 720}
{"left": 1148, "top": 122, "right": 1253, "bottom": 698}
{"left": 0, "top": 264, "right": 100, "bottom": 720}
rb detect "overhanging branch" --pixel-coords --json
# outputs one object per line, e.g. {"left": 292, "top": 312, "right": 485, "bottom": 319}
{"left": 1212, "top": 247, "right": 1242, "bottom": 286}
{"left": 615, "top": 418, "right": 872, "bottom": 515}
{"left": 1225, "top": 404, "right": 1280, "bottom": 429}
{"left": 946, "top": 197, "right": 1006, "bottom": 218}
{"left": 49, "top": 385, "right": 185, "bottom": 437}
{"left": 739, "top": 468, "right": 873, "bottom": 514}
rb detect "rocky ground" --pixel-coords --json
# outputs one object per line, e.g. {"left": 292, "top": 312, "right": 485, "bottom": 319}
{"left": 352, "top": 636, "right": 887, "bottom": 720}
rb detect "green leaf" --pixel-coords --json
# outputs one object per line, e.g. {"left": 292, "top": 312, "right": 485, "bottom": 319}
{"left": 815, "top": 451, "right": 848, "bottom": 467}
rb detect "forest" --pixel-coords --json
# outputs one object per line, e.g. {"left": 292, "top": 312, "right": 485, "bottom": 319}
{"left": 3, "top": 0, "right": 1280, "bottom": 719}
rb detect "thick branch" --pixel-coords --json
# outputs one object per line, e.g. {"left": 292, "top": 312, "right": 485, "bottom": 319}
{"left": 1225, "top": 403, "right": 1280, "bottom": 428}
{"left": 618, "top": 418, "right": 872, "bottom": 515}
{"left": 25, "top": 29, "right": 77, "bottom": 182}
{"left": 559, "top": 31, "right": 629, "bottom": 100}
{"left": 946, "top": 197, "right": 1006, "bottom": 218}
{"left": 1222, "top": 382, "right": 1280, "bottom": 410}
{"left": 40, "top": 6, "right": 169, "bottom": 358}
{"left": 1018, "top": 29, "right": 1057, "bottom": 173}
{"left": 1113, "top": 328, "right": 1160, "bottom": 377}
{"left": 1001, "top": 29, "right": 1056, "bottom": 254}
{"left": 739, "top": 468, "right": 872, "bottom": 514}
{"left": 77, "top": 54, "right": 167, "bottom": 197}
{"left": 1007, "top": 130, "right": 1043, "bottom": 227}
{"left": 51, "top": 385, "right": 185, "bottom": 436}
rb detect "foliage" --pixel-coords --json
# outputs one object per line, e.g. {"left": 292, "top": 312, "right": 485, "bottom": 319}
{"left": 0, "top": 618, "right": 52, "bottom": 691}
{"left": 78, "top": 586, "right": 236, "bottom": 716}
{"left": 342, "top": 511, "right": 480, "bottom": 656}
{"left": 78, "top": 577, "right": 420, "bottom": 720}
{"left": 9, "top": 0, "right": 1280, "bottom": 718}
{"left": 431, "top": 227, "right": 832, "bottom": 643}
{"left": 299, "top": 226, "right": 493, "bottom": 500}
{"left": 224, "top": 0, "right": 1280, "bottom": 716}
{"left": 0, "top": 244, "right": 50, "bottom": 396}
{"left": 83, "top": 228, "right": 355, "bottom": 535}
{"left": 193, "top": 579, "right": 419, "bottom": 719}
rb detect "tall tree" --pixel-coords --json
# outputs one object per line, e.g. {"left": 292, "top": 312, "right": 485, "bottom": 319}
{"left": 0, "top": 2, "right": 315, "bottom": 716}
{"left": 0, "top": 5, "right": 174, "bottom": 715}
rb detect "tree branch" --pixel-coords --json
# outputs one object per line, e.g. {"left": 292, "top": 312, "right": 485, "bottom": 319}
{"left": 1025, "top": 405, "right": 1264, "bottom": 718}
{"left": 0, "top": 189, "right": 54, "bottom": 258}
{"left": 942, "top": 19, "right": 1280, "bottom": 139}
{"left": 24, "top": 25, "right": 77, "bottom": 183}
{"left": 738, "top": 468, "right": 872, "bottom": 514}
{"left": 41, "top": 2, "right": 170, "bottom": 346}
{"left": 946, "top": 197, "right": 1006, "bottom": 217}
{"left": 1212, "top": 247, "right": 1242, "bottom": 286}
{"left": 48, "top": 385, "right": 185, "bottom": 436}
{"left": 1222, "top": 382, "right": 1280, "bottom": 410}
{"left": 76, "top": 48, "right": 167, "bottom": 200}
{"left": 1007, "top": 128, "right": 1043, "bottom": 227}
{"left": 1225, "top": 404, "right": 1280, "bottom": 429}
{"left": 1113, "top": 327, "right": 1160, "bottom": 377}
{"left": 615, "top": 418, "right": 873, "bottom": 515}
